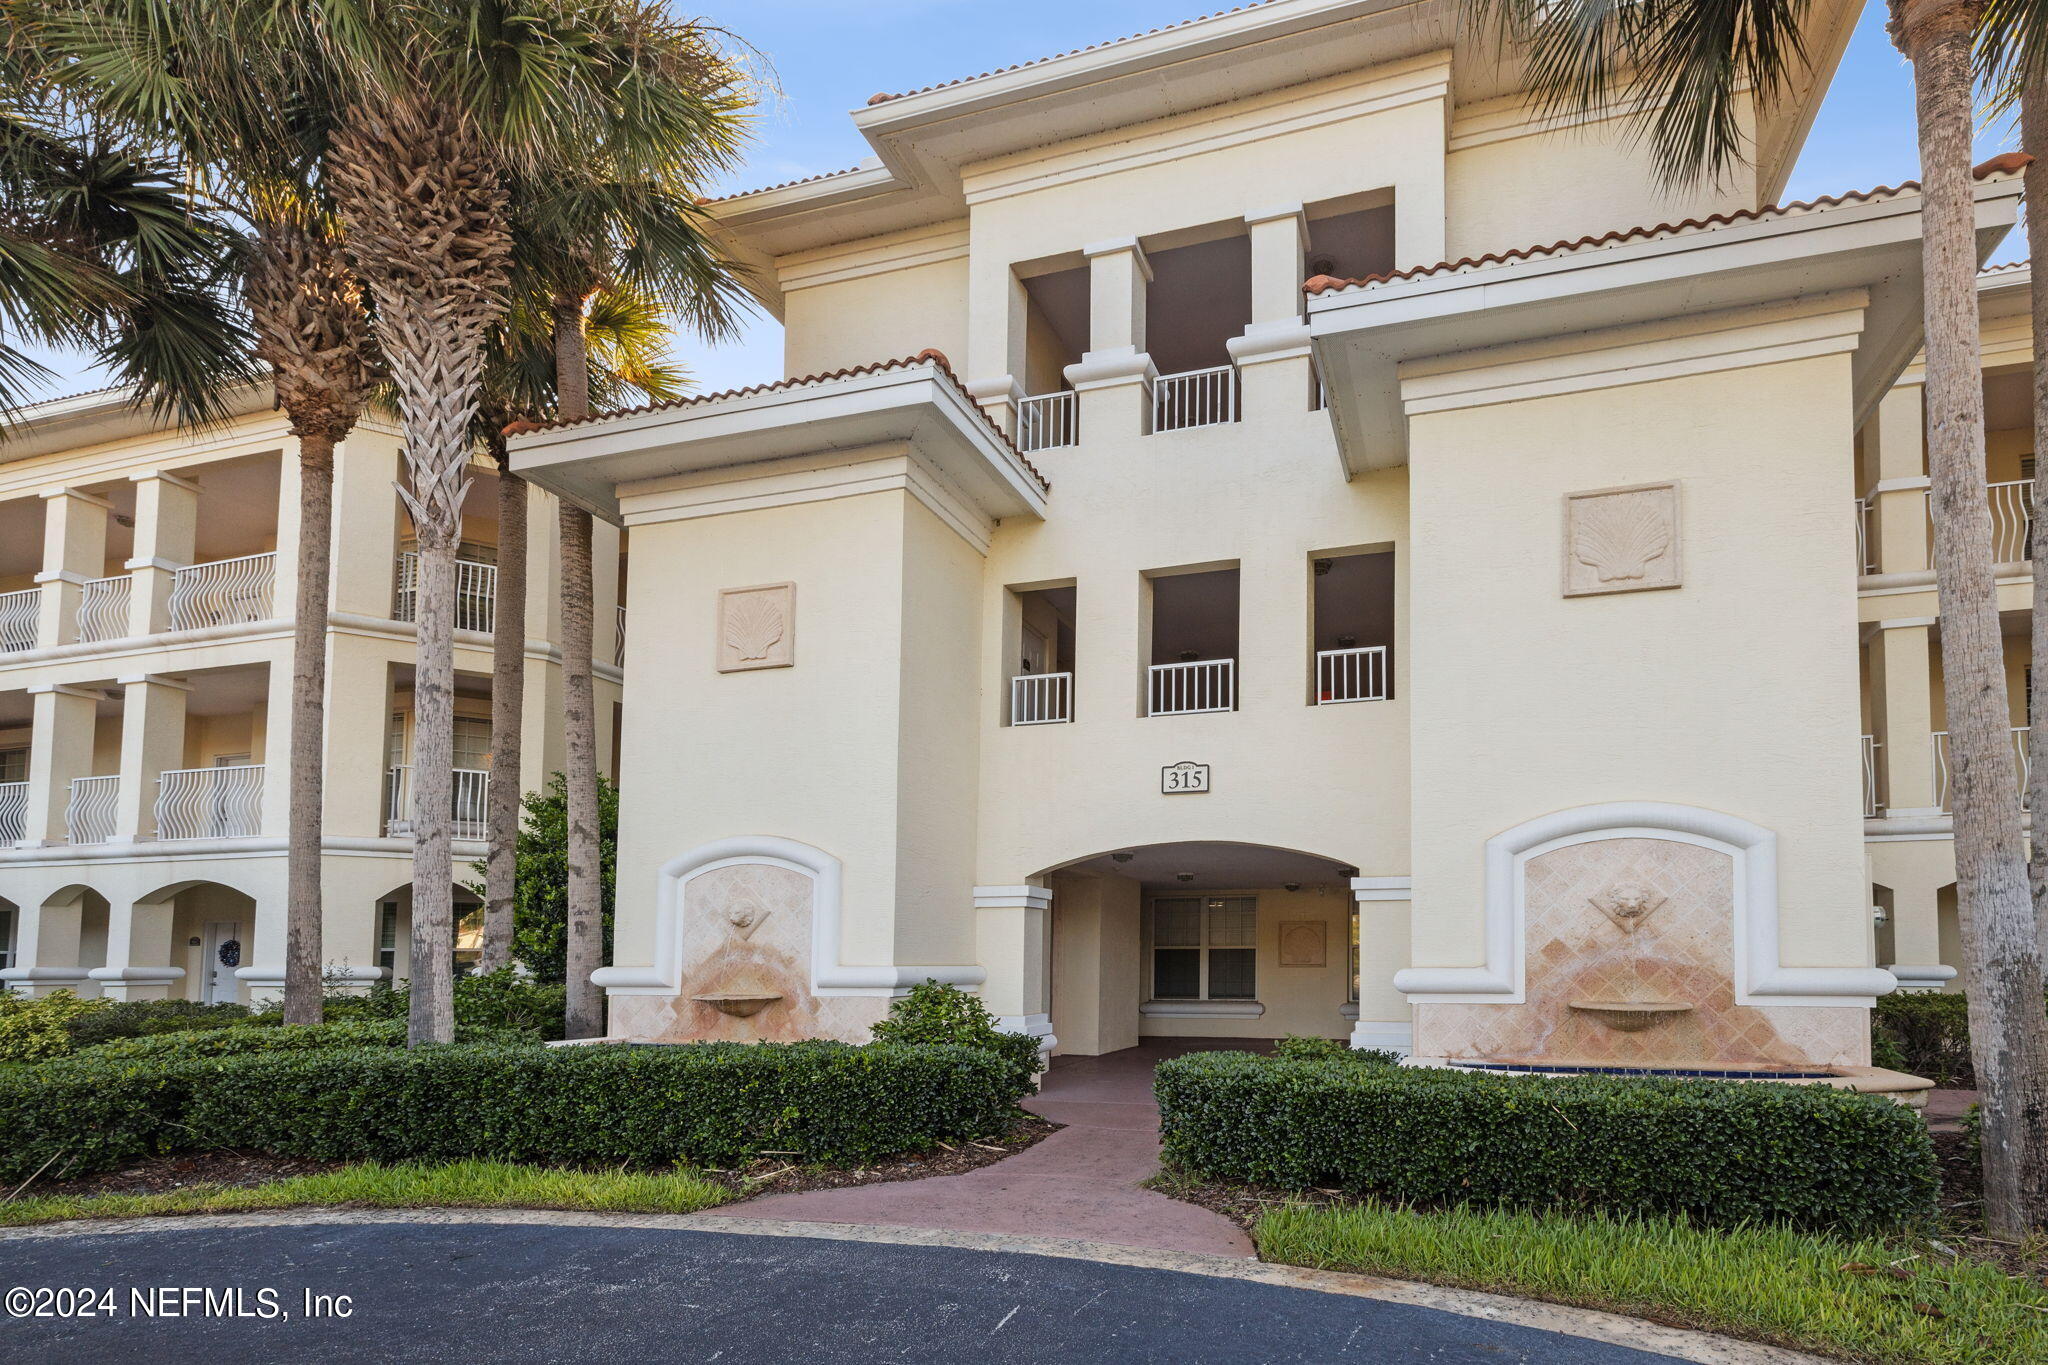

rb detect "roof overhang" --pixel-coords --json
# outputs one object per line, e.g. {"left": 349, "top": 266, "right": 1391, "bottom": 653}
{"left": 0, "top": 382, "right": 275, "bottom": 463}
{"left": 506, "top": 358, "right": 1048, "bottom": 527}
{"left": 1305, "top": 177, "right": 2024, "bottom": 475}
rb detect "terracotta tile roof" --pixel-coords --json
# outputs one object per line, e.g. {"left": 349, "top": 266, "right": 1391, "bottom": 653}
{"left": 1304, "top": 156, "right": 2035, "bottom": 298}
{"left": 863, "top": 1, "right": 1285, "bottom": 105}
{"left": 507, "top": 350, "right": 1049, "bottom": 491}
{"left": 707, "top": 164, "right": 869, "bottom": 205}
{"left": 1979, "top": 259, "right": 2031, "bottom": 277}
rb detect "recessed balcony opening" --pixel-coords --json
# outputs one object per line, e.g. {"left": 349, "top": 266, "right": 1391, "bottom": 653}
{"left": 385, "top": 666, "right": 495, "bottom": 841}
{"left": 1146, "top": 566, "right": 1239, "bottom": 716}
{"left": 395, "top": 464, "right": 502, "bottom": 635}
{"left": 151, "top": 664, "right": 269, "bottom": 841}
{"left": 1018, "top": 261, "right": 1089, "bottom": 453}
{"left": 1311, "top": 549, "right": 1395, "bottom": 704}
{"left": 0, "top": 498, "right": 40, "bottom": 654}
{"left": 1008, "top": 584, "right": 1076, "bottom": 725}
{"left": 1145, "top": 229, "right": 1250, "bottom": 433}
{"left": 1305, "top": 193, "right": 1397, "bottom": 286}
{"left": 0, "top": 690, "right": 29, "bottom": 844}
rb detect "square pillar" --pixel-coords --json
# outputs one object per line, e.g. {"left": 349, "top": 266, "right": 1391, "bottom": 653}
{"left": 125, "top": 470, "right": 198, "bottom": 635}
{"left": 974, "top": 885, "right": 1055, "bottom": 1059}
{"left": 1246, "top": 204, "right": 1307, "bottom": 326}
{"left": 271, "top": 443, "right": 303, "bottom": 624}
{"left": 23, "top": 683, "right": 100, "bottom": 845}
{"left": 1064, "top": 238, "right": 1155, "bottom": 438}
{"left": 1349, "top": 877, "right": 1414, "bottom": 1054}
{"left": 1873, "top": 618, "right": 1940, "bottom": 817}
{"left": 330, "top": 430, "right": 403, "bottom": 617}
{"left": 0, "top": 893, "right": 89, "bottom": 996}
{"left": 89, "top": 896, "right": 184, "bottom": 1001}
{"left": 1229, "top": 205, "right": 1317, "bottom": 423}
{"left": 966, "top": 266, "right": 1031, "bottom": 435}
{"left": 35, "top": 487, "right": 110, "bottom": 648}
{"left": 1885, "top": 876, "right": 1957, "bottom": 991}
{"left": 1867, "top": 384, "right": 1928, "bottom": 575}
{"left": 113, "top": 672, "right": 190, "bottom": 841}
{"left": 260, "top": 653, "right": 294, "bottom": 836}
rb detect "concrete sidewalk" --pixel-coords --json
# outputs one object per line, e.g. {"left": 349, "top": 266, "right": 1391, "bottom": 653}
{"left": 740, "top": 1040, "right": 1256, "bottom": 1255}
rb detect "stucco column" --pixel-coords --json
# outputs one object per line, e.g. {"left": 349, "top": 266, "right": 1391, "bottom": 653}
{"left": 0, "top": 890, "right": 89, "bottom": 996}
{"left": 965, "top": 268, "right": 1031, "bottom": 437}
{"left": 974, "top": 885, "right": 1056, "bottom": 1057}
{"left": 1873, "top": 618, "right": 1940, "bottom": 818}
{"left": 259, "top": 650, "right": 294, "bottom": 837}
{"left": 1229, "top": 205, "right": 1316, "bottom": 424}
{"left": 23, "top": 683, "right": 99, "bottom": 845}
{"left": 1886, "top": 878, "right": 1957, "bottom": 992}
{"left": 270, "top": 441, "right": 303, "bottom": 623}
{"left": 89, "top": 894, "right": 184, "bottom": 1000}
{"left": 125, "top": 470, "right": 198, "bottom": 635}
{"left": 329, "top": 429, "right": 402, "bottom": 617}
{"left": 1867, "top": 383, "right": 1928, "bottom": 575}
{"left": 1064, "top": 238, "right": 1155, "bottom": 437}
{"left": 112, "top": 673, "right": 189, "bottom": 841}
{"left": 1348, "top": 877, "right": 1414, "bottom": 1054}
{"left": 35, "top": 487, "right": 110, "bottom": 649}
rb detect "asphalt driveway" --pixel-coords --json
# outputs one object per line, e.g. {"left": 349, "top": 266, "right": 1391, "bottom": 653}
{"left": 0, "top": 1219, "right": 1694, "bottom": 1364}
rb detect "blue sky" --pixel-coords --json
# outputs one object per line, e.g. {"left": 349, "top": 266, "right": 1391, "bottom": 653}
{"left": 14, "top": 0, "right": 2024, "bottom": 401}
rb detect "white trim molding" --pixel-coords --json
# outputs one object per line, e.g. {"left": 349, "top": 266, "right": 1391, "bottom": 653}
{"left": 1350, "top": 875, "right": 1411, "bottom": 903}
{"left": 973, "top": 885, "right": 1054, "bottom": 912}
{"left": 1348, "top": 1019, "right": 1413, "bottom": 1055}
{"left": 591, "top": 835, "right": 986, "bottom": 999}
{"left": 1140, "top": 999, "right": 1266, "bottom": 1018}
{"left": 1887, "top": 963, "right": 1958, "bottom": 991}
{"left": 1394, "top": 802, "right": 1895, "bottom": 1008}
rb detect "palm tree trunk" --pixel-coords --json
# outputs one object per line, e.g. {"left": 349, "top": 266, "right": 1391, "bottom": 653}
{"left": 1894, "top": 0, "right": 2048, "bottom": 1236}
{"left": 409, "top": 535, "right": 459, "bottom": 1044}
{"left": 553, "top": 294, "right": 603, "bottom": 1039}
{"left": 2026, "top": 70, "right": 2048, "bottom": 959}
{"left": 283, "top": 432, "right": 336, "bottom": 1025}
{"left": 483, "top": 450, "right": 527, "bottom": 973}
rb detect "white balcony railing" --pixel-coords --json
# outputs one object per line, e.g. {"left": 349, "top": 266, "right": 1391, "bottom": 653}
{"left": 76, "top": 575, "right": 130, "bottom": 643}
{"left": 1862, "top": 735, "right": 1881, "bottom": 818}
{"left": 1315, "top": 646, "right": 1389, "bottom": 704}
{"left": 1148, "top": 659, "right": 1236, "bottom": 716}
{"left": 1912, "top": 480, "right": 2035, "bottom": 567}
{"left": 1011, "top": 671, "right": 1073, "bottom": 725}
{"left": 0, "top": 588, "right": 36, "bottom": 653}
{"left": 154, "top": 765, "right": 264, "bottom": 840}
{"left": 1854, "top": 497, "right": 1875, "bottom": 575}
{"left": 0, "top": 781, "right": 25, "bottom": 843}
{"left": 1016, "top": 391, "right": 1078, "bottom": 453}
{"left": 393, "top": 553, "right": 498, "bottom": 635}
{"left": 65, "top": 774, "right": 118, "bottom": 844}
{"left": 384, "top": 765, "right": 490, "bottom": 841}
{"left": 615, "top": 604, "right": 627, "bottom": 667}
{"left": 168, "top": 553, "right": 275, "bottom": 630}
{"left": 1931, "top": 726, "right": 2030, "bottom": 813}
{"left": 1151, "top": 365, "right": 1238, "bottom": 433}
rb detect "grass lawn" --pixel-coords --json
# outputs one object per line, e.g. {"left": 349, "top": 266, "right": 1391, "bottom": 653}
{"left": 0, "top": 1160, "right": 734, "bottom": 1228}
{"left": 1255, "top": 1200, "right": 2048, "bottom": 1365}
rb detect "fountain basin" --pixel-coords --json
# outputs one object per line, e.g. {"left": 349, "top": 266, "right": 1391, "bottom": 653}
{"left": 692, "top": 992, "right": 783, "bottom": 1018}
{"left": 1567, "top": 1000, "right": 1694, "bottom": 1032}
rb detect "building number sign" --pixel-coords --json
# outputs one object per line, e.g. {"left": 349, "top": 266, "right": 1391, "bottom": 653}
{"left": 1161, "top": 761, "right": 1211, "bottom": 794}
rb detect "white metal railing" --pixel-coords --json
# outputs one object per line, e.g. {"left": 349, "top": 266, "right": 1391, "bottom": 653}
{"left": 1854, "top": 497, "right": 1874, "bottom": 574}
{"left": 1151, "top": 365, "right": 1238, "bottom": 433}
{"left": 1316, "top": 646, "right": 1389, "bottom": 704}
{"left": 1920, "top": 481, "right": 2034, "bottom": 566}
{"left": 1931, "top": 726, "right": 2030, "bottom": 812}
{"left": 65, "top": 774, "right": 118, "bottom": 844}
{"left": 1148, "top": 659, "right": 1236, "bottom": 716}
{"left": 0, "top": 781, "right": 25, "bottom": 843}
{"left": 76, "top": 575, "right": 130, "bottom": 643}
{"left": 1016, "top": 391, "right": 1078, "bottom": 452}
{"left": 0, "top": 588, "right": 36, "bottom": 653}
{"left": 168, "top": 553, "right": 275, "bottom": 630}
{"left": 615, "top": 604, "right": 627, "bottom": 667}
{"left": 1862, "top": 735, "right": 1881, "bottom": 818}
{"left": 393, "top": 553, "right": 498, "bottom": 635}
{"left": 1011, "top": 671, "right": 1073, "bottom": 725}
{"left": 154, "top": 765, "right": 264, "bottom": 840}
{"left": 384, "top": 764, "right": 490, "bottom": 841}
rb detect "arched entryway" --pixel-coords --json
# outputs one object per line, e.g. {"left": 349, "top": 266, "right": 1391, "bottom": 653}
{"left": 1033, "top": 841, "right": 1373, "bottom": 1057}
{"left": 114, "top": 880, "right": 259, "bottom": 1004}
{"left": 369, "top": 882, "right": 484, "bottom": 983}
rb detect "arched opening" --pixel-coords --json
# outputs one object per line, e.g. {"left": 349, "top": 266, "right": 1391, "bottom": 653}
{"left": 1035, "top": 841, "right": 1361, "bottom": 1057}
{"left": 125, "top": 880, "right": 258, "bottom": 1004}
{"left": 369, "top": 882, "right": 484, "bottom": 983}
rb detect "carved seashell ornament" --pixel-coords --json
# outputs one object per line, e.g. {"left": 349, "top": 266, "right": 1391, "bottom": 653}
{"left": 1574, "top": 495, "right": 1673, "bottom": 582}
{"left": 724, "top": 593, "right": 786, "bottom": 661}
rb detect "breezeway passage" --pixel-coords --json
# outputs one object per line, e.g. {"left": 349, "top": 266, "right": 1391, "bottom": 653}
{"left": 0, "top": 1218, "right": 1739, "bottom": 1364}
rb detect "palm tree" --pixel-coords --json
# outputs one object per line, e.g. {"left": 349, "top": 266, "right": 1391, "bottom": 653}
{"left": 1470, "top": 0, "right": 2048, "bottom": 1233}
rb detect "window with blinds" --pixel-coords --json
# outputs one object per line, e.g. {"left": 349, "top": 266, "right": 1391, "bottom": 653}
{"left": 1150, "top": 896, "right": 1257, "bottom": 1001}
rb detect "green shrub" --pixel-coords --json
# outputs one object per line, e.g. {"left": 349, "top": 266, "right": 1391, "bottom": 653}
{"left": 288, "top": 971, "right": 568, "bottom": 1041}
{"left": 0, "top": 991, "right": 112, "bottom": 1062}
{"left": 1272, "top": 1034, "right": 1400, "bottom": 1067}
{"left": 68, "top": 1019, "right": 534, "bottom": 1064}
{"left": 0, "top": 1039, "right": 1031, "bottom": 1184}
{"left": 1871, "top": 992, "right": 1976, "bottom": 1086}
{"left": 59, "top": 999, "right": 257, "bottom": 1051}
{"left": 868, "top": 980, "right": 1041, "bottom": 1091}
{"left": 1155, "top": 1054, "right": 1937, "bottom": 1235}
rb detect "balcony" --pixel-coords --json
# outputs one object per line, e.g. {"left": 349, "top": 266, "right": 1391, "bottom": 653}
{"left": 1017, "top": 392, "right": 1078, "bottom": 453}
{"left": 154, "top": 764, "right": 264, "bottom": 840}
{"left": 1315, "top": 646, "right": 1388, "bottom": 704}
{"left": 1011, "top": 671, "right": 1073, "bottom": 725}
{"left": 384, "top": 764, "right": 490, "bottom": 841}
{"left": 1149, "top": 659, "right": 1235, "bottom": 716}
{"left": 0, "top": 780, "right": 24, "bottom": 843}
{"left": 1931, "top": 726, "right": 2030, "bottom": 812}
{"left": 76, "top": 575, "right": 130, "bottom": 643}
{"left": 394, "top": 553, "right": 498, "bottom": 635}
{"left": 65, "top": 774, "right": 118, "bottom": 844}
{"left": 615, "top": 604, "right": 627, "bottom": 667}
{"left": 167, "top": 553, "right": 275, "bottom": 630}
{"left": 1863, "top": 734, "right": 1881, "bottom": 818}
{"left": 1859, "top": 480, "right": 2035, "bottom": 573}
{"left": 0, "top": 588, "right": 34, "bottom": 654}
{"left": 1151, "top": 365, "right": 1238, "bottom": 433}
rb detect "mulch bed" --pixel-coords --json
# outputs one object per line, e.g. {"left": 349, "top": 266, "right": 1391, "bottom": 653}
{"left": 17, "top": 1152, "right": 344, "bottom": 1202}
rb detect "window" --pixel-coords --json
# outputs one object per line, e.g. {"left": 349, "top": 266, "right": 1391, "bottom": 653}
{"left": 1150, "top": 896, "right": 1257, "bottom": 1001}
{"left": 0, "top": 904, "right": 14, "bottom": 972}
{"left": 0, "top": 747, "right": 25, "bottom": 783}
{"left": 453, "top": 717, "right": 492, "bottom": 771}
{"left": 376, "top": 902, "right": 399, "bottom": 971}
{"left": 1348, "top": 907, "right": 1361, "bottom": 1005}
{"left": 386, "top": 712, "right": 406, "bottom": 769}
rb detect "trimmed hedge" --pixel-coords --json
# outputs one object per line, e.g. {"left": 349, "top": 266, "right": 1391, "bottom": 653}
{"left": 868, "top": 979, "right": 1042, "bottom": 1093}
{"left": 1155, "top": 1053, "right": 1938, "bottom": 1235}
{"left": 67, "top": 1020, "right": 534, "bottom": 1064}
{"left": 60, "top": 999, "right": 257, "bottom": 1051}
{"left": 1868, "top": 989, "right": 2048, "bottom": 1088}
{"left": 1, "top": 1040, "right": 1031, "bottom": 1184}
{"left": 292, "top": 971, "right": 569, "bottom": 1041}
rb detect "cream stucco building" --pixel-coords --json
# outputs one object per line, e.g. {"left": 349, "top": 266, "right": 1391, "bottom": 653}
{"left": 0, "top": 387, "right": 624, "bottom": 1002}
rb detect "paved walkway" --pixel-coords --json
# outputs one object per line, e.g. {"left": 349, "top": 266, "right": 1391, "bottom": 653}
{"left": 741, "top": 1039, "right": 1257, "bottom": 1255}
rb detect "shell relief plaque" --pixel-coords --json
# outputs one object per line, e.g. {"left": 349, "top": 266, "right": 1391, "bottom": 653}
{"left": 717, "top": 582, "right": 795, "bottom": 672}
{"left": 1563, "top": 481, "right": 1680, "bottom": 597}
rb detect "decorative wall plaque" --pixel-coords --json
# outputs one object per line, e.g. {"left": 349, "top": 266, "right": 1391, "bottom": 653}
{"left": 1563, "top": 481, "right": 1680, "bottom": 597}
{"left": 1161, "top": 761, "right": 1211, "bottom": 794}
{"left": 1278, "top": 921, "right": 1325, "bottom": 967}
{"left": 717, "top": 582, "right": 795, "bottom": 672}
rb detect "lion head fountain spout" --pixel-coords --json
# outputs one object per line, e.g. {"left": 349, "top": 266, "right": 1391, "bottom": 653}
{"left": 1568, "top": 883, "right": 1695, "bottom": 1033}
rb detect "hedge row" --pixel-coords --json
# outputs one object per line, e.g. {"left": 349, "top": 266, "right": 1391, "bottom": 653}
{"left": 2, "top": 1040, "right": 1031, "bottom": 1185}
{"left": 1155, "top": 1053, "right": 1938, "bottom": 1235}
{"left": 67, "top": 1019, "right": 534, "bottom": 1064}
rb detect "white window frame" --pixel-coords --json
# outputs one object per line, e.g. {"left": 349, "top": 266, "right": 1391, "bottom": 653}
{"left": 1147, "top": 895, "right": 1258, "bottom": 1002}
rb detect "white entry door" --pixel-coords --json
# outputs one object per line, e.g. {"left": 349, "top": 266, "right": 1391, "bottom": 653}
{"left": 202, "top": 920, "right": 243, "bottom": 1004}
